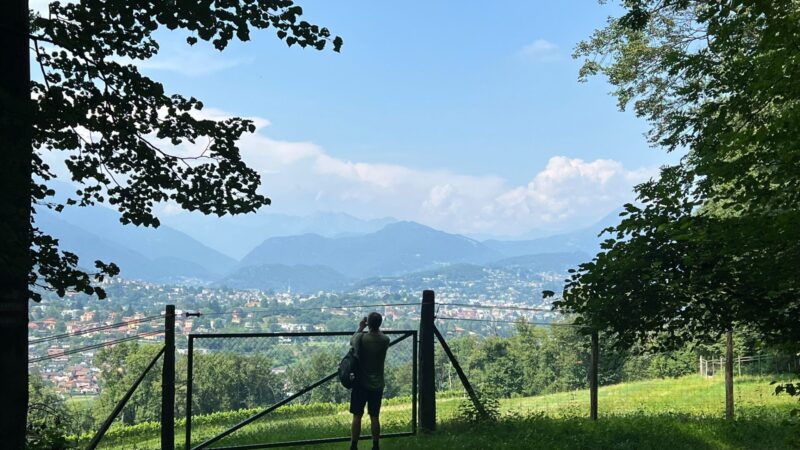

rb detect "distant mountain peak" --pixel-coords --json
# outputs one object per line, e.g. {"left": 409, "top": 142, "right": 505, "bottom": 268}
{"left": 239, "top": 220, "right": 502, "bottom": 279}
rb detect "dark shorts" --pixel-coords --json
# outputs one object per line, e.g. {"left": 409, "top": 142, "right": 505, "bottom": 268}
{"left": 349, "top": 386, "right": 383, "bottom": 417}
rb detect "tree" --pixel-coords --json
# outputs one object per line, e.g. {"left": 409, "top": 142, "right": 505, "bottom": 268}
{"left": 1, "top": 1, "right": 342, "bottom": 445}
{"left": 27, "top": 374, "right": 70, "bottom": 450}
{"left": 286, "top": 350, "right": 349, "bottom": 404}
{"left": 556, "top": 1, "right": 800, "bottom": 350}
{"left": 94, "top": 343, "right": 163, "bottom": 425}
{"left": 186, "top": 352, "right": 282, "bottom": 415}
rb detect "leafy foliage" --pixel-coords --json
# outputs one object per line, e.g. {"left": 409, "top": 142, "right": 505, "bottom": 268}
{"left": 773, "top": 380, "right": 800, "bottom": 445}
{"left": 26, "top": 375, "right": 70, "bottom": 450}
{"left": 557, "top": 0, "right": 800, "bottom": 349}
{"left": 26, "top": 0, "right": 342, "bottom": 300}
{"left": 186, "top": 352, "right": 283, "bottom": 415}
{"left": 456, "top": 389, "right": 500, "bottom": 423}
{"left": 93, "top": 342, "right": 163, "bottom": 425}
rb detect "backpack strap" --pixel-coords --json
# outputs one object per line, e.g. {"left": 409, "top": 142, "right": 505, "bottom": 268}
{"left": 353, "top": 332, "right": 364, "bottom": 359}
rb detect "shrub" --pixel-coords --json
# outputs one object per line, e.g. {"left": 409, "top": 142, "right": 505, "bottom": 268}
{"left": 456, "top": 389, "right": 500, "bottom": 423}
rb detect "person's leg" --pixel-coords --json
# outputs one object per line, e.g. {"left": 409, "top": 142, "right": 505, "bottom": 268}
{"left": 366, "top": 389, "right": 384, "bottom": 450}
{"left": 349, "top": 388, "right": 367, "bottom": 449}
{"left": 351, "top": 414, "right": 362, "bottom": 449}
{"left": 369, "top": 415, "right": 380, "bottom": 449}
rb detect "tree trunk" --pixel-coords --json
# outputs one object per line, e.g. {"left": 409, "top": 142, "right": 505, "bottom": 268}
{"left": 0, "top": 0, "right": 32, "bottom": 447}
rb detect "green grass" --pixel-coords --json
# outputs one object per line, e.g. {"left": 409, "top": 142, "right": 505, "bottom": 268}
{"left": 85, "top": 375, "right": 799, "bottom": 450}
{"left": 65, "top": 394, "right": 96, "bottom": 408}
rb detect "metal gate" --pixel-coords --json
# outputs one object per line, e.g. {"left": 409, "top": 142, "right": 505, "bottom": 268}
{"left": 186, "top": 330, "right": 418, "bottom": 450}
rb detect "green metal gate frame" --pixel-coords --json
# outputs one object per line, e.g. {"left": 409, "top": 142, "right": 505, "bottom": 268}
{"left": 186, "top": 330, "right": 418, "bottom": 450}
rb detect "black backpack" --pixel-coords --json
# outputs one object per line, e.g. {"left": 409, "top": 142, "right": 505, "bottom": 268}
{"left": 338, "top": 333, "right": 364, "bottom": 389}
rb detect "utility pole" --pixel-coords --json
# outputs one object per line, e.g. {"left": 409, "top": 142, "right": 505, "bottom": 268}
{"left": 0, "top": 1, "right": 32, "bottom": 447}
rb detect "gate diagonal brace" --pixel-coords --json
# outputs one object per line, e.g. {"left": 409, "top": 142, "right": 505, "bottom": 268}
{"left": 191, "top": 332, "right": 415, "bottom": 450}
{"left": 433, "top": 326, "right": 486, "bottom": 418}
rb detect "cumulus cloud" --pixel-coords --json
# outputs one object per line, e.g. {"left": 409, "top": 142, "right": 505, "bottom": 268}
{"left": 519, "top": 39, "right": 562, "bottom": 62}
{"left": 196, "top": 111, "right": 655, "bottom": 236}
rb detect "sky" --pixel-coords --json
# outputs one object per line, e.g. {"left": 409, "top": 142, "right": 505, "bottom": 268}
{"left": 36, "top": 0, "right": 679, "bottom": 238}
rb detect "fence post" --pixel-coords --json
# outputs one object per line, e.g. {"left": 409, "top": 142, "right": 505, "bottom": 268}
{"left": 725, "top": 331, "right": 734, "bottom": 420}
{"left": 419, "top": 290, "right": 436, "bottom": 432}
{"left": 590, "top": 331, "right": 598, "bottom": 421}
{"left": 185, "top": 335, "right": 194, "bottom": 450}
{"left": 161, "top": 304, "right": 175, "bottom": 450}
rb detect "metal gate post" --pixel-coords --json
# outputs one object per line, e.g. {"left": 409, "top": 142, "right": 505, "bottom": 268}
{"left": 185, "top": 335, "right": 194, "bottom": 450}
{"left": 162, "top": 304, "right": 175, "bottom": 450}
{"left": 419, "top": 290, "right": 436, "bottom": 432}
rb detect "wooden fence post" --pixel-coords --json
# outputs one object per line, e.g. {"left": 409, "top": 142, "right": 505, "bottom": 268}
{"left": 419, "top": 290, "right": 436, "bottom": 432}
{"left": 161, "top": 305, "right": 175, "bottom": 450}
{"left": 725, "top": 330, "right": 734, "bottom": 420}
{"left": 590, "top": 331, "right": 599, "bottom": 421}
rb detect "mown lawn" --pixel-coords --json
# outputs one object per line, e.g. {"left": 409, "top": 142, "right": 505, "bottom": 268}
{"left": 86, "top": 374, "right": 799, "bottom": 450}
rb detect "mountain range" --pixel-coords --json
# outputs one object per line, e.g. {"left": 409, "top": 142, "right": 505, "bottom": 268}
{"left": 238, "top": 221, "right": 503, "bottom": 279}
{"left": 160, "top": 210, "right": 397, "bottom": 260}
{"left": 35, "top": 203, "right": 620, "bottom": 293}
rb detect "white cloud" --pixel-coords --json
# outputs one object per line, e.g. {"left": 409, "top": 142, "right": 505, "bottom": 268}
{"left": 115, "top": 45, "right": 248, "bottom": 76}
{"left": 139, "top": 51, "right": 246, "bottom": 76}
{"left": 207, "top": 111, "right": 654, "bottom": 236}
{"left": 519, "top": 39, "right": 562, "bottom": 62}
{"left": 42, "top": 103, "right": 652, "bottom": 237}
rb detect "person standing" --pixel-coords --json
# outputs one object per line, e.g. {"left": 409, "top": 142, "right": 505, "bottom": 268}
{"left": 350, "top": 312, "right": 390, "bottom": 450}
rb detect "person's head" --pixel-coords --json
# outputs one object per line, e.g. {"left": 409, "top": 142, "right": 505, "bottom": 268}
{"left": 367, "top": 312, "right": 382, "bottom": 331}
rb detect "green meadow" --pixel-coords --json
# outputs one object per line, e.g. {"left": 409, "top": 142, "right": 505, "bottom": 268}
{"left": 82, "top": 375, "right": 798, "bottom": 450}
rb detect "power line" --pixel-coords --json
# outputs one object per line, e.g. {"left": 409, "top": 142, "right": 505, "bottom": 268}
{"left": 436, "top": 316, "right": 586, "bottom": 328}
{"left": 200, "top": 302, "right": 420, "bottom": 317}
{"left": 438, "top": 302, "right": 556, "bottom": 313}
{"left": 29, "top": 330, "right": 165, "bottom": 364}
{"left": 30, "top": 315, "right": 162, "bottom": 344}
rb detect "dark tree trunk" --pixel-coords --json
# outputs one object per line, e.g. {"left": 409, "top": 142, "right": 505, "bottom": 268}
{"left": 0, "top": 0, "right": 32, "bottom": 447}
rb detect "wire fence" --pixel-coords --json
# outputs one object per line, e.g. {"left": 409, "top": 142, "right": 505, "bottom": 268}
{"left": 430, "top": 310, "right": 799, "bottom": 423}
{"left": 701, "top": 354, "right": 800, "bottom": 378}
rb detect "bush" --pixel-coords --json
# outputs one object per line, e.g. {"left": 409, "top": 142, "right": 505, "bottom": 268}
{"left": 26, "top": 404, "right": 69, "bottom": 450}
{"left": 773, "top": 379, "right": 800, "bottom": 447}
{"left": 456, "top": 389, "right": 500, "bottom": 423}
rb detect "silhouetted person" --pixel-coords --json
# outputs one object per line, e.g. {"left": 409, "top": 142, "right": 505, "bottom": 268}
{"left": 350, "top": 312, "right": 390, "bottom": 450}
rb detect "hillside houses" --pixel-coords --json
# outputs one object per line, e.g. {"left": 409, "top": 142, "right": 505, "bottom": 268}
{"left": 38, "top": 364, "right": 100, "bottom": 395}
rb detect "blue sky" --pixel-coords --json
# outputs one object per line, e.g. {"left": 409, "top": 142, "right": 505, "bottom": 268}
{"left": 149, "top": 0, "right": 666, "bottom": 177}
{"left": 37, "top": 1, "right": 678, "bottom": 238}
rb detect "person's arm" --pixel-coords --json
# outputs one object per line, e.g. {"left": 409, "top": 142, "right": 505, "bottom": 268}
{"left": 351, "top": 317, "right": 367, "bottom": 346}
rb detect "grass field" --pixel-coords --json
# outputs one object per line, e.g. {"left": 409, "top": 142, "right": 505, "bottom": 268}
{"left": 85, "top": 374, "right": 799, "bottom": 450}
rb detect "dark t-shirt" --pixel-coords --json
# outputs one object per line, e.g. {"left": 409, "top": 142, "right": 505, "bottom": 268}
{"left": 351, "top": 331, "right": 390, "bottom": 391}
